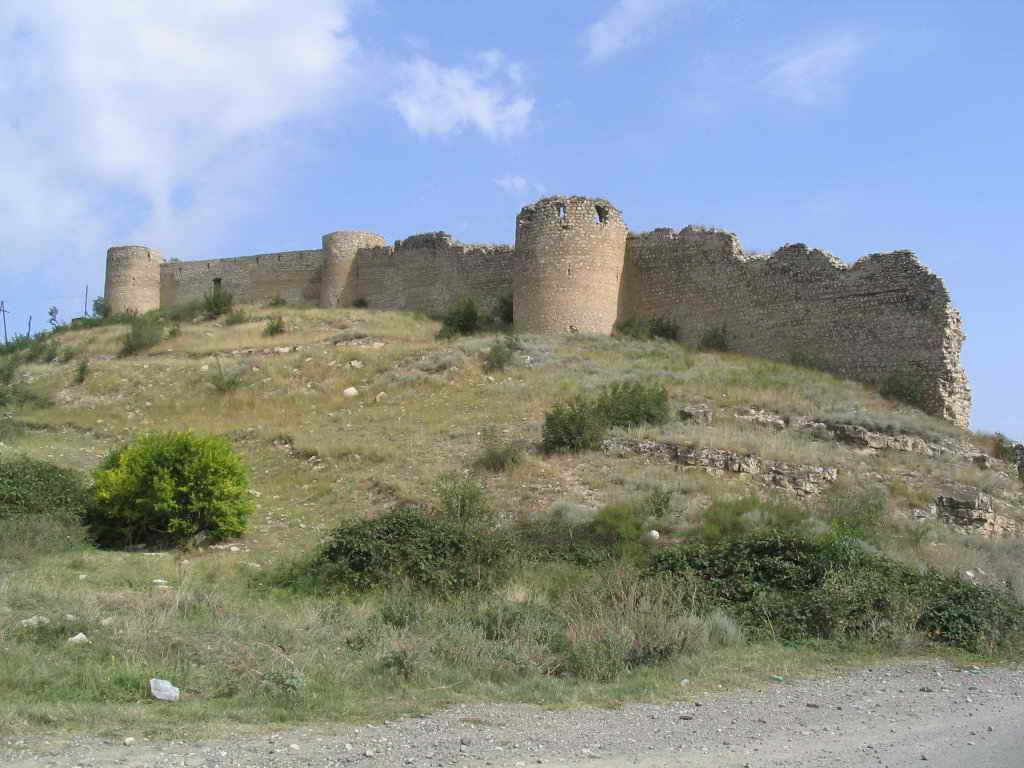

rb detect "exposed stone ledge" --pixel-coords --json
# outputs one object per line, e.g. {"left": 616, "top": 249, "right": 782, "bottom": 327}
{"left": 600, "top": 438, "right": 838, "bottom": 496}
{"left": 931, "top": 485, "right": 1022, "bottom": 537}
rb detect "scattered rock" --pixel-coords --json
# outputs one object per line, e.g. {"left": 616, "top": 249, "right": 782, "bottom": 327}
{"left": 678, "top": 404, "right": 713, "bottom": 425}
{"left": 66, "top": 633, "right": 90, "bottom": 645}
{"left": 972, "top": 454, "right": 993, "bottom": 470}
{"left": 736, "top": 408, "right": 786, "bottom": 430}
{"left": 274, "top": 346, "right": 292, "bottom": 355}
{"left": 349, "top": 360, "right": 364, "bottom": 369}
{"left": 149, "top": 678, "right": 180, "bottom": 702}
{"left": 602, "top": 439, "right": 837, "bottom": 496}
{"left": 123, "top": 737, "right": 135, "bottom": 747}
{"left": 647, "top": 530, "right": 661, "bottom": 540}
{"left": 152, "top": 579, "right": 169, "bottom": 585}
{"left": 18, "top": 615, "right": 49, "bottom": 628}
{"left": 375, "top": 391, "right": 386, "bottom": 403}
{"left": 343, "top": 386, "right": 359, "bottom": 398}
{"left": 933, "top": 487, "right": 1021, "bottom": 536}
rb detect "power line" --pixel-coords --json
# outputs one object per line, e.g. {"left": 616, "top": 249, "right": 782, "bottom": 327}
{"left": 0, "top": 301, "right": 8, "bottom": 345}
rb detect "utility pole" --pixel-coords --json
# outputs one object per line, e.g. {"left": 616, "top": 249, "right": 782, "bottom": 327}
{"left": 27, "top": 316, "right": 31, "bottom": 338}
{"left": 0, "top": 301, "right": 8, "bottom": 344}
{"left": 84, "top": 285, "right": 89, "bottom": 317}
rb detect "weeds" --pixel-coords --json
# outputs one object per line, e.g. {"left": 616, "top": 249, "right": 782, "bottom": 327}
{"left": 474, "top": 426, "right": 524, "bottom": 472}
{"left": 73, "top": 359, "right": 90, "bottom": 385}
{"left": 204, "top": 285, "right": 235, "bottom": 317}
{"left": 224, "top": 310, "right": 249, "bottom": 326}
{"left": 263, "top": 316, "right": 286, "bottom": 337}
{"left": 352, "top": 297, "right": 369, "bottom": 308}
{"left": 699, "top": 325, "right": 730, "bottom": 351}
{"left": 614, "top": 315, "right": 679, "bottom": 341}
{"left": 482, "top": 339, "right": 515, "bottom": 372}
{"left": 880, "top": 365, "right": 927, "bottom": 408}
{"left": 437, "top": 298, "right": 481, "bottom": 339}
{"left": 268, "top": 295, "right": 287, "bottom": 307}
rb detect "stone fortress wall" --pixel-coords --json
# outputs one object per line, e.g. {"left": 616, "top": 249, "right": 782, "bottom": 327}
{"left": 103, "top": 195, "right": 971, "bottom": 425}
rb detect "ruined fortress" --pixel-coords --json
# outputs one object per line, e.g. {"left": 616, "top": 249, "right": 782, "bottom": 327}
{"left": 104, "top": 195, "right": 971, "bottom": 426}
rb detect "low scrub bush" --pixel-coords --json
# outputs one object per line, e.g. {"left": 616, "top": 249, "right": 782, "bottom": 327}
{"left": 352, "top": 297, "right": 369, "bottom": 308}
{"left": 268, "top": 295, "right": 287, "bottom": 307}
{"left": 209, "top": 360, "right": 245, "bottom": 393}
{"left": 263, "top": 316, "right": 286, "bottom": 336}
{"left": 594, "top": 379, "right": 669, "bottom": 428}
{"left": 482, "top": 339, "right": 515, "bottom": 372}
{"left": 224, "top": 310, "right": 249, "bottom": 326}
{"left": 614, "top": 315, "right": 679, "bottom": 341}
{"left": 203, "top": 285, "right": 234, "bottom": 317}
{"left": 648, "top": 532, "right": 1024, "bottom": 652}
{"left": 73, "top": 359, "right": 89, "bottom": 385}
{"left": 474, "top": 426, "right": 524, "bottom": 472}
{"left": 119, "top": 314, "right": 162, "bottom": 356}
{"left": 880, "top": 365, "right": 928, "bottom": 408}
{"left": 0, "top": 356, "right": 52, "bottom": 409}
{"left": 690, "top": 495, "right": 810, "bottom": 540}
{"left": 160, "top": 300, "right": 204, "bottom": 324}
{"left": 699, "top": 325, "right": 730, "bottom": 351}
{"left": 304, "top": 507, "right": 509, "bottom": 593}
{"left": 435, "top": 472, "right": 493, "bottom": 526}
{"left": 87, "top": 431, "right": 252, "bottom": 547}
{"left": 494, "top": 292, "right": 514, "bottom": 326}
{"left": 0, "top": 454, "right": 91, "bottom": 524}
{"left": 541, "top": 395, "right": 607, "bottom": 453}
{"left": 436, "top": 298, "right": 480, "bottom": 339}
{"left": 22, "top": 336, "right": 60, "bottom": 363}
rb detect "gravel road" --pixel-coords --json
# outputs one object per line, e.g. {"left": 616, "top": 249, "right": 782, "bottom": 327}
{"left": 4, "top": 659, "right": 1022, "bottom": 767}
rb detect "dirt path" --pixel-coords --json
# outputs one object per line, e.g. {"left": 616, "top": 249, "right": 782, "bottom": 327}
{"left": 4, "top": 659, "right": 1023, "bottom": 767}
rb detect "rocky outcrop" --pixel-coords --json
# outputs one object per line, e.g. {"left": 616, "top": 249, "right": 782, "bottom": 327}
{"left": 601, "top": 438, "right": 838, "bottom": 496}
{"left": 932, "top": 486, "right": 1022, "bottom": 537}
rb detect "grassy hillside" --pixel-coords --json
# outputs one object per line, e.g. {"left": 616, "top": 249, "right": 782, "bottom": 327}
{"left": 1, "top": 304, "right": 1021, "bottom": 737}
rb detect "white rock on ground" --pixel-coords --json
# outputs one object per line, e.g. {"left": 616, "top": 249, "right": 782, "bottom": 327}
{"left": 343, "top": 387, "right": 359, "bottom": 397}
{"left": 149, "top": 678, "right": 180, "bottom": 702}
{"left": 18, "top": 615, "right": 49, "bottom": 628}
{"left": 66, "top": 633, "right": 89, "bottom": 645}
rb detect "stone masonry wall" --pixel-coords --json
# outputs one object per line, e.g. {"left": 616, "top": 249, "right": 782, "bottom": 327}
{"left": 160, "top": 250, "right": 323, "bottom": 308}
{"left": 105, "top": 246, "right": 163, "bottom": 314}
{"left": 620, "top": 227, "right": 971, "bottom": 425}
{"left": 513, "top": 196, "right": 628, "bottom": 335}
{"left": 351, "top": 233, "right": 514, "bottom": 317}
{"left": 321, "top": 231, "right": 388, "bottom": 308}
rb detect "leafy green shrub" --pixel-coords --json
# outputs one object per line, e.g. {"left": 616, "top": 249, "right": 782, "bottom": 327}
{"left": 0, "top": 454, "right": 91, "bottom": 523}
{"left": 880, "top": 365, "right": 927, "bottom": 407}
{"left": 983, "top": 432, "right": 1019, "bottom": 463}
{"left": 699, "top": 325, "right": 730, "bottom": 351}
{"left": 817, "top": 487, "right": 889, "bottom": 545}
{"left": 203, "top": 285, "right": 234, "bottom": 317}
{"left": 435, "top": 472, "right": 492, "bottom": 526}
{"left": 224, "top": 310, "right": 249, "bottom": 326}
{"left": 648, "top": 533, "right": 1024, "bottom": 652}
{"left": 119, "top": 314, "right": 162, "bottom": 356}
{"left": 0, "top": 355, "right": 15, "bottom": 388}
{"left": 263, "top": 316, "right": 286, "bottom": 336}
{"left": 0, "top": 356, "right": 52, "bottom": 409}
{"left": 268, "top": 295, "right": 287, "bottom": 307}
{"left": 541, "top": 395, "right": 607, "bottom": 453}
{"left": 352, "top": 297, "right": 369, "bottom": 309}
{"left": 307, "top": 506, "right": 508, "bottom": 593}
{"left": 73, "top": 359, "right": 89, "bottom": 385}
{"left": 594, "top": 379, "right": 669, "bottom": 427}
{"left": 436, "top": 298, "right": 480, "bottom": 339}
{"left": 474, "top": 426, "right": 524, "bottom": 472}
{"left": 482, "top": 339, "right": 514, "bottom": 372}
{"left": 614, "top": 315, "right": 679, "bottom": 341}
{"left": 87, "top": 431, "right": 252, "bottom": 547}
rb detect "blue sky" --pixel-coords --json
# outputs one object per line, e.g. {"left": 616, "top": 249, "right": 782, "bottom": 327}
{"left": 1, "top": 1, "right": 1021, "bottom": 437}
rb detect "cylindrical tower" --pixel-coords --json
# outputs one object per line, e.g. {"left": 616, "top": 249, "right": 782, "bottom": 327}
{"left": 104, "top": 246, "right": 163, "bottom": 314}
{"left": 513, "top": 196, "right": 628, "bottom": 335}
{"left": 320, "top": 231, "right": 387, "bottom": 308}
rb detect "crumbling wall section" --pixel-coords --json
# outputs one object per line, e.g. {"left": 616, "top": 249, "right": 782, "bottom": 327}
{"left": 514, "top": 196, "right": 628, "bottom": 334}
{"left": 159, "top": 250, "right": 323, "bottom": 308}
{"left": 352, "top": 233, "right": 513, "bottom": 316}
{"left": 622, "top": 227, "right": 971, "bottom": 425}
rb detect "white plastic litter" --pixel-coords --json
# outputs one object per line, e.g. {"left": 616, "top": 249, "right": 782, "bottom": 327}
{"left": 149, "top": 678, "right": 180, "bottom": 701}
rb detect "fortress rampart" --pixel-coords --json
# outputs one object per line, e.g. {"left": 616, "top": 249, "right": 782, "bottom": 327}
{"left": 102, "top": 195, "right": 971, "bottom": 425}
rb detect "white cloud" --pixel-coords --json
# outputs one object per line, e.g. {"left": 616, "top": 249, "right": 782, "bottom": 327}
{"left": 0, "top": 1, "right": 358, "bottom": 277}
{"left": 761, "top": 33, "right": 865, "bottom": 105}
{"left": 495, "top": 174, "right": 529, "bottom": 194}
{"left": 392, "top": 52, "right": 533, "bottom": 139}
{"left": 582, "top": 0, "right": 682, "bottom": 62}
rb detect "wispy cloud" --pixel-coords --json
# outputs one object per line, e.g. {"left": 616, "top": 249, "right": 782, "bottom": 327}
{"left": 761, "top": 32, "right": 866, "bottom": 105}
{"left": 582, "top": 0, "right": 682, "bottom": 62}
{"left": 0, "top": 1, "right": 358, "bottom": 276}
{"left": 392, "top": 50, "right": 533, "bottom": 140}
{"left": 495, "top": 174, "right": 530, "bottom": 194}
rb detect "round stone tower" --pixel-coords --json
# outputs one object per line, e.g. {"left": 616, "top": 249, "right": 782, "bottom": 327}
{"left": 320, "top": 230, "right": 387, "bottom": 308}
{"left": 513, "top": 196, "right": 628, "bottom": 335}
{"left": 104, "top": 246, "right": 163, "bottom": 314}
